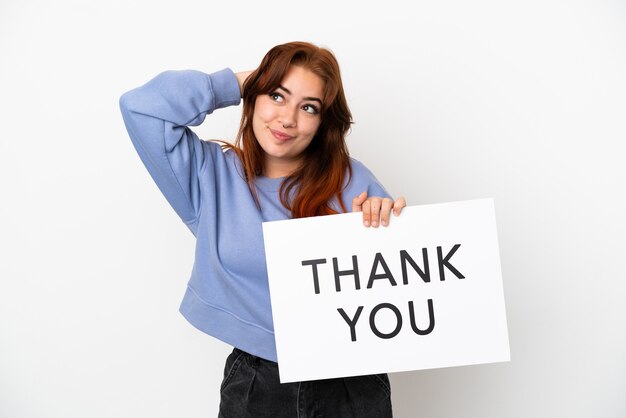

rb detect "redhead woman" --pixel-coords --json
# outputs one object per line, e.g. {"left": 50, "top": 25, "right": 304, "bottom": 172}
{"left": 119, "top": 41, "right": 405, "bottom": 418}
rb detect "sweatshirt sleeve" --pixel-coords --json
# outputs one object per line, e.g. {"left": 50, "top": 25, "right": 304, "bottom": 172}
{"left": 119, "top": 68, "right": 241, "bottom": 227}
{"left": 337, "top": 158, "right": 392, "bottom": 212}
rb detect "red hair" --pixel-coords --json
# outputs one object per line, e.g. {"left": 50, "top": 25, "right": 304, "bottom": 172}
{"left": 224, "top": 41, "right": 352, "bottom": 218}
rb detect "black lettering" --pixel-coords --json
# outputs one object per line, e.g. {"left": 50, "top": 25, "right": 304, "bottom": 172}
{"left": 369, "top": 303, "right": 402, "bottom": 339}
{"left": 301, "top": 258, "right": 327, "bottom": 294}
{"left": 437, "top": 244, "right": 465, "bottom": 281}
{"left": 400, "top": 248, "right": 430, "bottom": 284}
{"left": 367, "top": 252, "right": 397, "bottom": 288}
{"left": 337, "top": 306, "right": 364, "bottom": 342}
{"left": 333, "top": 256, "right": 361, "bottom": 292}
{"left": 408, "top": 299, "right": 435, "bottom": 335}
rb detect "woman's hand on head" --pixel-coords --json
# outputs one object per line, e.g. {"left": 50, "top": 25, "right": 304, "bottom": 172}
{"left": 235, "top": 71, "right": 253, "bottom": 95}
{"left": 352, "top": 191, "right": 406, "bottom": 228}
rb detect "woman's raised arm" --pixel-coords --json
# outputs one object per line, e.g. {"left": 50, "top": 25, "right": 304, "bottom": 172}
{"left": 119, "top": 69, "right": 241, "bottom": 229}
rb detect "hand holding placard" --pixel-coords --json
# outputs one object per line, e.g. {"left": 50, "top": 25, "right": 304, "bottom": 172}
{"left": 262, "top": 198, "right": 509, "bottom": 383}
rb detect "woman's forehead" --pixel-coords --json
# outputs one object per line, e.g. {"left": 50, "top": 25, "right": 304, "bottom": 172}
{"left": 278, "top": 66, "right": 325, "bottom": 99}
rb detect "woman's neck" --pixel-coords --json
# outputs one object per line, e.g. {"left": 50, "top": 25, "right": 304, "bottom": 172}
{"left": 263, "top": 157, "right": 301, "bottom": 178}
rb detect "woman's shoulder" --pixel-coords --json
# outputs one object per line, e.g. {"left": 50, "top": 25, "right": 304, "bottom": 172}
{"left": 201, "top": 139, "right": 237, "bottom": 157}
{"left": 348, "top": 157, "right": 378, "bottom": 180}
{"left": 197, "top": 139, "right": 244, "bottom": 173}
{"left": 344, "top": 157, "right": 391, "bottom": 199}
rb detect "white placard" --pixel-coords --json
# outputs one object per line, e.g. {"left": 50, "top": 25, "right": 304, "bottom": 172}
{"left": 262, "top": 198, "right": 510, "bottom": 383}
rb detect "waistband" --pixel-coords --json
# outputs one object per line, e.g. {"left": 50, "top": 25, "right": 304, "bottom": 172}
{"left": 233, "top": 347, "right": 278, "bottom": 367}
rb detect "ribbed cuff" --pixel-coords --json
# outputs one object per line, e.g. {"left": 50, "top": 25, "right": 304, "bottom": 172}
{"left": 209, "top": 67, "right": 242, "bottom": 109}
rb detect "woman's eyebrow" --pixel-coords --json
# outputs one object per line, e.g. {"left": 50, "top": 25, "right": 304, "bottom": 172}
{"left": 278, "top": 85, "right": 323, "bottom": 104}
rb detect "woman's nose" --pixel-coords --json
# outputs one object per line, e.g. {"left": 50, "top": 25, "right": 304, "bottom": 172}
{"left": 279, "top": 106, "right": 297, "bottom": 128}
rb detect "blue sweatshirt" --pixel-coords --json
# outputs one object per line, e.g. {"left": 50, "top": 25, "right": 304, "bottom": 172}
{"left": 119, "top": 68, "right": 390, "bottom": 362}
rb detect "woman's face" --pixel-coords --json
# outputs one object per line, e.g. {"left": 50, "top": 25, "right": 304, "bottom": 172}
{"left": 252, "top": 65, "right": 324, "bottom": 178}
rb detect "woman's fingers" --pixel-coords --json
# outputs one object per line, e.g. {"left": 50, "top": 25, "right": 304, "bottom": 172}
{"left": 380, "top": 197, "right": 394, "bottom": 226}
{"left": 369, "top": 197, "right": 382, "bottom": 227}
{"left": 362, "top": 198, "right": 372, "bottom": 227}
{"left": 353, "top": 191, "right": 373, "bottom": 227}
{"left": 393, "top": 196, "right": 407, "bottom": 216}
{"left": 353, "top": 192, "right": 406, "bottom": 227}
{"left": 352, "top": 191, "right": 368, "bottom": 212}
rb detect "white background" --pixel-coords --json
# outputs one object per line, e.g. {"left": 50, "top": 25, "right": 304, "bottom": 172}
{"left": 1, "top": 0, "right": 624, "bottom": 417}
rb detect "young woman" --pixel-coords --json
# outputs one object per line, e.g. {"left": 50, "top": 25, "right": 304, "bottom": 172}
{"left": 120, "top": 41, "right": 405, "bottom": 418}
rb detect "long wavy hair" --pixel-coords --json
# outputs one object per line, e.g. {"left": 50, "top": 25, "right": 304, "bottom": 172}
{"left": 224, "top": 41, "right": 353, "bottom": 218}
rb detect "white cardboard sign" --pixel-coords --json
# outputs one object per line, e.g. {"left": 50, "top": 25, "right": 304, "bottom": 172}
{"left": 262, "top": 198, "right": 510, "bottom": 383}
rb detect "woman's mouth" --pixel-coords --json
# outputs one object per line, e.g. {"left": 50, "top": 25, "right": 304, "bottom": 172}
{"left": 270, "top": 128, "right": 295, "bottom": 141}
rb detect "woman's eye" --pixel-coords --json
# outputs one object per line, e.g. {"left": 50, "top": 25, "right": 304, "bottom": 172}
{"left": 269, "top": 92, "right": 284, "bottom": 102}
{"left": 302, "top": 104, "right": 320, "bottom": 115}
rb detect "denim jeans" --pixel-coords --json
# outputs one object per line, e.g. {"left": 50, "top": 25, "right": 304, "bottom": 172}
{"left": 218, "top": 348, "right": 393, "bottom": 418}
